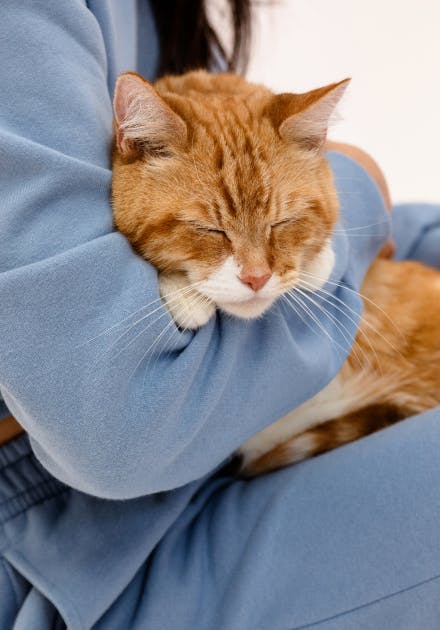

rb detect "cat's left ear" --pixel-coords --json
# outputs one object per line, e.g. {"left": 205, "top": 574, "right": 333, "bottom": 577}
{"left": 113, "top": 72, "right": 187, "bottom": 157}
{"left": 268, "top": 78, "right": 350, "bottom": 150}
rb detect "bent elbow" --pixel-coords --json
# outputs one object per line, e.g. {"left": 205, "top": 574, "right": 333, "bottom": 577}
{"left": 30, "top": 434, "right": 165, "bottom": 499}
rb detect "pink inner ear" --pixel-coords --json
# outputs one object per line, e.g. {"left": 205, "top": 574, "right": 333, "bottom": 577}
{"left": 280, "top": 79, "right": 350, "bottom": 149}
{"left": 113, "top": 74, "right": 146, "bottom": 153}
{"left": 114, "top": 74, "right": 146, "bottom": 126}
{"left": 113, "top": 73, "right": 187, "bottom": 156}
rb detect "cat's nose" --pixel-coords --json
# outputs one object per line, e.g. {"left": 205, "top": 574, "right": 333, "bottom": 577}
{"left": 239, "top": 272, "right": 272, "bottom": 292}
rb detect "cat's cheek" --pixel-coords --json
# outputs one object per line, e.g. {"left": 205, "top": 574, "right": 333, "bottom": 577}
{"left": 298, "top": 238, "right": 335, "bottom": 290}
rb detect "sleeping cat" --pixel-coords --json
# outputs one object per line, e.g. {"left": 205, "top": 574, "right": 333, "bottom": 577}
{"left": 112, "top": 70, "right": 440, "bottom": 476}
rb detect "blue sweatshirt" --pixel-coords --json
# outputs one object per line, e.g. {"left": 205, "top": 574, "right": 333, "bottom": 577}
{"left": 0, "top": 0, "right": 389, "bottom": 500}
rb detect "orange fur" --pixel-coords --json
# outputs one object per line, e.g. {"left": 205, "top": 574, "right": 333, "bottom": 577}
{"left": 112, "top": 70, "right": 440, "bottom": 476}
{"left": 112, "top": 71, "right": 338, "bottom": 286}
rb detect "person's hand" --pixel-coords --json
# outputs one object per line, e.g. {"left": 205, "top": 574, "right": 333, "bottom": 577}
{"left": 326, "top": 140, "right": 395, "bottom": 258}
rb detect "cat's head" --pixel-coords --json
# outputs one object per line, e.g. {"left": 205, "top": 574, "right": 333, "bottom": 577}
{"left": 112, "top": 71, "right": 348, "bottom": 318}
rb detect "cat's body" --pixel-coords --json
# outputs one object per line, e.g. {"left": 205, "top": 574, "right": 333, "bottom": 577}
{"left": 112, "top": 70, "right": 440, "bottom": 476}
{"left": 240, "top": 257, "right": 440, "bottom": 474}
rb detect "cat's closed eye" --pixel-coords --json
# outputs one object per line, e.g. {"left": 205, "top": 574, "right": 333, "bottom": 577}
{"left": 188, "top": 220, "right": 228, "bottom": 238}
{"left": 271, "top": 218, "right": 297, "bottom": 229}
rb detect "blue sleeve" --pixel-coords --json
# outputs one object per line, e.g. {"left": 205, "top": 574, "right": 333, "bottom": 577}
{"left": 0, "top": 1, "right": 389, "bottom": 499}
{"left": 392, "top": 203, "right": 440, "bottom": 269}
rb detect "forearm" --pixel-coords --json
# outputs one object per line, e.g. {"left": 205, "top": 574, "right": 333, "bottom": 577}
{"left": 0, "top": 154, "right": 387, "bottom": 499}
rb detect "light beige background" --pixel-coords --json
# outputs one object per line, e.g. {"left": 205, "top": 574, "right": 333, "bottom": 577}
{"left": 243, "top": 0, "right": 440, "bottom": 203}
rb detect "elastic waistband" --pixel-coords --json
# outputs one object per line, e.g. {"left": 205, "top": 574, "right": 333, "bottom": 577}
{"left": 0, "top": 435, "right": 66, "bottom": 525}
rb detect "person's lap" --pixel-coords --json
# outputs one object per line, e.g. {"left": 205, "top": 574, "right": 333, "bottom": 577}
{"left": 111, "top": 405, "right": 440, "bottom": 630}
{"left": 2, "top": 407, "right": 440, "bottom": 629}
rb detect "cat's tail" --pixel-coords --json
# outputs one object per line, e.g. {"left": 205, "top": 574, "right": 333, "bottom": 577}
{"left": 241, "top": 403, "right": 407, "bottom": 477}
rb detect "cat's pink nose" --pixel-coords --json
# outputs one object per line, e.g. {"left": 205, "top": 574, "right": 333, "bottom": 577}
{"left": 239, "top": 272, "right": 272, "bottom": 292}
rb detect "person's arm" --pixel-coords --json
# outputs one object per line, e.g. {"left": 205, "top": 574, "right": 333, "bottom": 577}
{"left": 0, "top": 1, "right": 389, "bottom": 499}
{"left": 326, "top": 140, "right": 395, "bottom": 258}
{"left": 326, "top": 141, "right": 391, "bottom": 210}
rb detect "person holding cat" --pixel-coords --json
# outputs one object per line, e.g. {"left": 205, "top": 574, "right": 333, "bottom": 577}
{"left": 1, "top": 1, "right": 440, "bottom": 628}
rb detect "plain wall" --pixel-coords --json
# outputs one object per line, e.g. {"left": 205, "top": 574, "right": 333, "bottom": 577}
{"left": 244, "top": 0, "right": 440, "bottom": 203}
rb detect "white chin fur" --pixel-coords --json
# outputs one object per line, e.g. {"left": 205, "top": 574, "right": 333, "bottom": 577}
{"left": 196, "top": 256, "right": 280, "bottom": 319}
{"left": 218, "top": 296, "right": 274, "bottom": 319}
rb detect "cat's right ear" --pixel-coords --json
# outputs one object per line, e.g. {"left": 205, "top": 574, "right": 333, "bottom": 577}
{"left": 113, "top": 73, "right": 187, "bottom": 157}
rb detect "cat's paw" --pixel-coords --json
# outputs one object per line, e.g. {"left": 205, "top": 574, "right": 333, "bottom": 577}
{"left": 158, "top": 272, "right": 215, "bottom": 329}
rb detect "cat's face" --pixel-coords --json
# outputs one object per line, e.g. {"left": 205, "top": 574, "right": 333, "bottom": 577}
{"left": 112, "top": 71, "right": 347, "bottom": 318}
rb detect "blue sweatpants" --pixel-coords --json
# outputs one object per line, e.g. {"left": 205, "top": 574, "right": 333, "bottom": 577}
{"left": 2, "top": 405, "right": 440, "bottom": 629}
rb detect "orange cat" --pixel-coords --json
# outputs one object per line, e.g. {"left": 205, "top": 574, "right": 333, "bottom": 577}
{"left": 112, "top": 70, "right": 440, "bottom": 476}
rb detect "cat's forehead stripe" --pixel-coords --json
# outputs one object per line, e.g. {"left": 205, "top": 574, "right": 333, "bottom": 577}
{"left": 219, "top": 178, "right": 237, "bottom": 215}
{"left": 211, "top": 199, "right": 224, "bottom": 227}
{"left": 212, "top": 115, "right": 273, "bottom": 217}
{"left": 188, "top": 102, "right": 271, "bottom": 218}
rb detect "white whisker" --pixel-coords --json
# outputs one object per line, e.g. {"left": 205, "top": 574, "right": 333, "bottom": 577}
{"left": 300, "top": 278, "right": 383, "bottom": 364}
{"left": 281, "top": 294, "right": 316, "bottom": 334}
{"left": 291, "top": 287, "right": 359, "bottom": 362}
{"left": 80, "top": 280, "right": 203, "bottom": 347}
{"left": 286, "top": 290, "right": 348, "bottom": 358}
{"left": 299, "top": 269, "right": 404, "bottom": 341}
{"left": 140, "top": 291, "right": 212, "bottom": 382}
{"left": 105, "top": 281, "right": 204, "bottom": 355}
{"left": 295, "top": 281, "right": 373, "bottom": 369}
